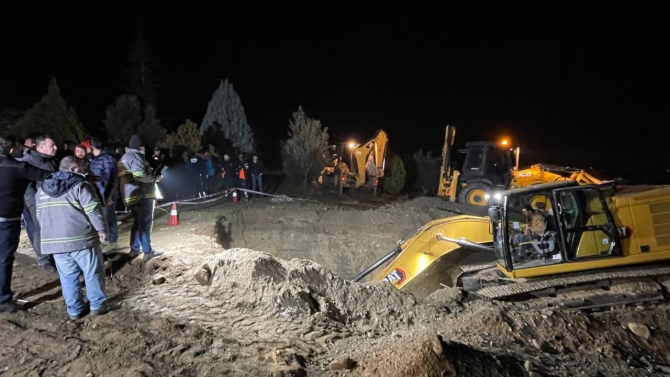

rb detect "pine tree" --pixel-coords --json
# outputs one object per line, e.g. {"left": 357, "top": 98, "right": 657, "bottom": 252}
{"left": 281, "top": 106, "right": 329, "bottom": 187}
{"left": 200, "top": 79, "right": 254, "bottom": 153}
{"left": 162, "top": 119, "right": 202, "bottom": 160}
{"left": 383, "top": 156, "right": 406, "bottom": 195}
{"left": 140, "top": 105, "right": 166, "bottom": 149}
{"left": 103, "top": 94, "right": 166, "bottom": 148}
{"left": 0, "top": 108, "right": 23, "bottom": 136}
{"left": 103, "top": 94, "right": 142, "bottom": 145}
{"left": 12, "top": 77, "right": 86, "bottom": 143}
{"left": 412, "top": 149, "right": 441, "bottom": 195}
{"left": 126, "top": 24, "right": 159, "bottom": 107}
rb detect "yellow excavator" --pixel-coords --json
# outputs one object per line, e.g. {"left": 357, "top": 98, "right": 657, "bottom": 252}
{"left": 319, "top": 129, "right": 388, "bottom": 196}
{"left": 357, "top": 181, "right": 670, "bottom": 309}
{"left": 437, "top": 125, "right": 606, "bottom": 207}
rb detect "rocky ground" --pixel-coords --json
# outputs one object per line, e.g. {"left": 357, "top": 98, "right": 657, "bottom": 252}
{"left": 1, "top": 190, "right": 669, "bottom": 376}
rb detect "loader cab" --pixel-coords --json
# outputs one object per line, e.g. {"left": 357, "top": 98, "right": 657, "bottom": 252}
{"left": 459, "top": 142, "right": 513, "bottom": 189}
{"left": 489, "top": 181, "right": 623, "bottom": 276}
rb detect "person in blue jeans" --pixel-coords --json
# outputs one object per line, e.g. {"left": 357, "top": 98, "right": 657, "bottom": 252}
{"left": 118, "top": 135, "right": 164, "bottom": 261}
{"left": 36, "top": 156, "right": 109, "bottom": 319}
{"left": 249, "top": 153, "right": 265, "bottom": 198}
{"left": 89, "top": 137, "right": 119, "bottom": 253}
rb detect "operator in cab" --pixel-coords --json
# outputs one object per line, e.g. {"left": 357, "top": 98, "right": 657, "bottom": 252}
{"left": 512, "top": 205, "right": 546, "bottom": 263}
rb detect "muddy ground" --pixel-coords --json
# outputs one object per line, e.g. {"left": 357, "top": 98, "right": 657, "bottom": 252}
{"left": 2, "top": 191, "right": 670, "bottom": 376}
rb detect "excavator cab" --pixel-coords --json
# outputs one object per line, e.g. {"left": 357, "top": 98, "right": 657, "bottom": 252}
{"left": 438, "top": 125, "right": 518, "bottom": 207}
{"left": 457, "top": 142, "right": 514, "bottom": 204}
{"left": 487, "top": 181, "right": 622, "bottom": 275}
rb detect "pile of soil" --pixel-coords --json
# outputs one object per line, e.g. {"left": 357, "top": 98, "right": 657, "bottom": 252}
{"left": 128, "top": 249, "right": 446, "bottom": 335}
{"left": 322, "top": 333, "right": 526, "bottom": 377}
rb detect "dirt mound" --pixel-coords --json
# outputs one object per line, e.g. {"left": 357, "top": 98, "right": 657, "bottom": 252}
{"left": 129, "top": 249, "right": 446, "bottom": 335}
{"left": 327, "top": 333, "right": 525, "bottom": 377}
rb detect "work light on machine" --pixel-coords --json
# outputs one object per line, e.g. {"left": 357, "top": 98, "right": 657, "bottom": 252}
{"left": 484, "top": 192, "right": 503, "bottom": 201}
{"left": 348, "top": 141, "right": 356, "bottom": 149}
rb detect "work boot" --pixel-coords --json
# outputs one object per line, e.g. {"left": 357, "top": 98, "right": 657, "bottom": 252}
{"left": 91, "top": 304, "right": 110, "bottom": 317}
{"left": 143, "top": 250, "right": 164, "bottom": 262}
{"left": 0, "top": 300, "right": 25, "bottom": 313}
{"left": 128, "top": 249, "right": 141, "bottom": 258}
{"left": 69, "top": 307, "right": 90, "bottom": 320}
{"left": 102, "top": 242, "right": 119, "bottom": 254}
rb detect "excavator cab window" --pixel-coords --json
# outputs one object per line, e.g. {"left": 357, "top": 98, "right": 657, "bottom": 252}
{"left": 497, "top": 189, "right": 564, "bottom": 270}
{"left": 553, "top": 187, "right": 621, "bottom": 260}
{"left": 460, "top": 143, "right": 512, "bottom": 188}
{"left": 462, "top": 147, "right": 484, "bottom": 172}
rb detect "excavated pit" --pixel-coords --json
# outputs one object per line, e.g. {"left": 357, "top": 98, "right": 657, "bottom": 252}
{"left": 191, "top": 198, "right": 457, "bottom": 279}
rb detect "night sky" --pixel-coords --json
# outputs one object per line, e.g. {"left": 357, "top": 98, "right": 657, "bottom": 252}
{"left": 1, "top": 3, "right": 668, "bottom": 176}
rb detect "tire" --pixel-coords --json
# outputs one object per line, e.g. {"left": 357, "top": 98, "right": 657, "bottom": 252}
{"left": 458, "top": 182, "right": 493, "bottom": 207}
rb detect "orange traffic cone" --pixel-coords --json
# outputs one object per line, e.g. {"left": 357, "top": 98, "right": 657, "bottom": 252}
{"left": 167, "top": 202, "right": 179, "bottom": 226}
{"left": 232, "top": 189, "right": 239, "bottom": 203}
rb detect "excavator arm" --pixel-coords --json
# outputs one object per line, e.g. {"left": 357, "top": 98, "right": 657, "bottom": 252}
{"left": 512, "top": 164, "right": 602, "bottom": 188}
{"left": 437, "top": 125, "right": 457, "bottom": 198}
{"left": 349, "top": 130, "right": 388, "bottom": 187}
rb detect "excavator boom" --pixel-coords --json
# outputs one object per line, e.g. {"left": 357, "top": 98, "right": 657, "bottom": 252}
{"left": 318, "top": 129, "right": 389, "bottom": 195}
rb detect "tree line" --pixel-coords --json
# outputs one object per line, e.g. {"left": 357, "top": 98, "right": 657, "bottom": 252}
{"left": 0, "top": 26, "right": 422, "bottom": 195}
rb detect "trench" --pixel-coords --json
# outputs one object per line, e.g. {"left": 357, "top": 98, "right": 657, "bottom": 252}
{"left": 199, "top": 204, "right": 436, "bottom": 279}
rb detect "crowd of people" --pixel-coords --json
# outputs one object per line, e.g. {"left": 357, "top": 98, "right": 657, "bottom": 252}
{"left": 186, "top": 150, "right": 265, "bottom": 200}
{"left": 1, "top": 132, "right": 268, "bottom": 318}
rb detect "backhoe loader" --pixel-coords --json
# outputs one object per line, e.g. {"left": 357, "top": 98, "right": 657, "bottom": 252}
{"left": 437, "top": 125, "right": 608, "bottom": 207}
{"left": 318, "top": 129, "right": 388, "bottom": 196}
{"left": 360, "top": 181, "right": 670, "bottom": 310}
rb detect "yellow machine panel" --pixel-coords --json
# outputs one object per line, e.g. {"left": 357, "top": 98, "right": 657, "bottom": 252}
{"left": 373, "top": 215, "right": 494, "bottom": 298}
{"left": 364, "top": 181, "right": 670, "bottom": 306}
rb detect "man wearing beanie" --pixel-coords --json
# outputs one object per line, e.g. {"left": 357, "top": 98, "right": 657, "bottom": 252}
{"left": 118, "top": 135, "right": 164, "bottom": 261}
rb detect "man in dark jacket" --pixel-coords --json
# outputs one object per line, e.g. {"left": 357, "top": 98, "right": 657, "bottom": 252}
{"left": 37, "top": 157, "right": 109, "bottom": 319}
{"left": 249, "top": 153, "right": 265, "bottom": 197}
{"left": 186, "top": 151, "right": 208, "bottom": 198}
{"left": 220, "top": 154, "right": 236, "bottom": 198}
{"left": 0, "top": 136, "right": 51, "bottom": 312}
{"left": 118, "top": 135, "right": 164, "bottom": 262}
{"left": 23, "top": 135, "right": 59, "bottom": 272}
{"left": 89, "top": 137, "right": 119, "bottom": 253}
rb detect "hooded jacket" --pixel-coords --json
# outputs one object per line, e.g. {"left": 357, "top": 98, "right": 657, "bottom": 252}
{"left": 36, "top": 171, "right": 107, "bottom": 254}
{"left": 22, "top": 149, "right": 58, "bottom": 205}
{"left": 89, "top": 149, "right": 119, "bottom": 202}
{"left": 0, "top": 154, "right": 50, "bottom": 221}
{"left": 118, "top": 149, "right": 157, "bottom": 207}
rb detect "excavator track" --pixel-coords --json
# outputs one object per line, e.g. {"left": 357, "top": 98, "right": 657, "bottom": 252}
{"left": 460, "top": 262, "right": 497, "bottom": 273}
{"left": 474, "top": 266, "right": 670, "bottom": 299}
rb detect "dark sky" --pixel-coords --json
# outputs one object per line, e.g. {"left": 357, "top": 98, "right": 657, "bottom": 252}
{"left": 1, "top": 3, "right": 668, "bottom": 174}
